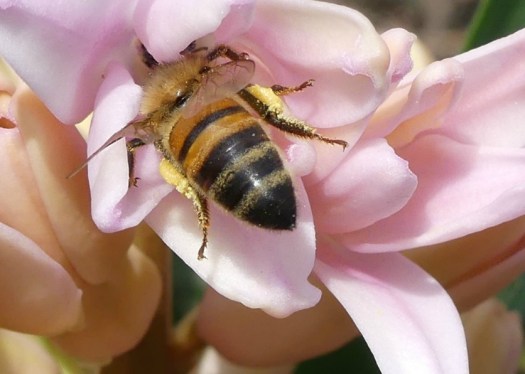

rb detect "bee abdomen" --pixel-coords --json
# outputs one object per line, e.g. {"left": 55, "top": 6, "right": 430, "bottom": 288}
{"left": 197, "top": 125, "right": 296, "bottom": 230}
{"left": 232, "top": 168, "right": 296, "bottom": 230}
{"left": 178, "top": 105, "right": 245, "bottom": 163}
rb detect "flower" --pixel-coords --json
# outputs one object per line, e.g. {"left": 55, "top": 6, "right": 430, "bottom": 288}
{"left": 1, "top": 0, "right": 395, "bottom": 317}
{"left": 0, "top": 59, "right": 161, "bottom": 363}
{"left": 198, "top": 16, "right": 525, "bottom": 373}
{"left": 2, "top": 0, "right": 525, "bottom": 373}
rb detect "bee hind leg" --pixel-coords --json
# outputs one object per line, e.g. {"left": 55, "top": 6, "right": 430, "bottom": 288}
{"left": 238, "top": 85, "right": 348, "bottom": 150}
{"left": 159, "top": 159, "right": 210, "bottom": 260}
{"left": 196, "top": 197, "right": 209, "bottom": 260}
{"left": 271, "top": 79, "right": 314, "bottom": 96}
{"left": 267, "top": 112, "right": 348, "bottom": 149}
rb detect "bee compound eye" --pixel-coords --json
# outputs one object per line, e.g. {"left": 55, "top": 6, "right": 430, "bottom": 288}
{"left": 174, "top": 92, "right": 191, "bottom": 107}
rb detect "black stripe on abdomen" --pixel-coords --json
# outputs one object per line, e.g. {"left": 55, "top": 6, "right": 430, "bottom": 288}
{"left": 195, "top": 124, "right": 269, "bottom": 191}
{"left": 178, "top": 105, "right": 244, "bottom": 162}
{"left": 211, "top": 143, "right": 284, "bottom": 211}
{"left": 239, "top": 175, "right": 296, "bottom": 230}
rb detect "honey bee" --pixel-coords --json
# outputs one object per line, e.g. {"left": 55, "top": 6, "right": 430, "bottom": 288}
{"left": 73, "top": 41, "right": 347, "bottom": 259}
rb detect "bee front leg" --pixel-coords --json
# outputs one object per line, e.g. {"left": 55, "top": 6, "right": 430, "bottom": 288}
{"left": 127, "top": 138, "right": 146, "bottom": 188}
{"left": 271, "top": 79, "right": 314, "bottom": 96}
{"left": 139, "top": 43, "right": 159, "bottom": 69}
{"left": 206, "top": 45, "right": 250, "bottom": 63}
{"left": 159, "top": 159, "right": 210, "bottom": 260}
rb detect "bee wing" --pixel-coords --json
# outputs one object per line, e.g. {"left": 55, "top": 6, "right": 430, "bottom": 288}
{"left": 183, "top": 59, "right": 255, "bottom": 117}
{"left": 67, "top": 120, "right": 145, "bottom": 179}
{"left": 203, "top": 59, "right": 256, "bottom": 98}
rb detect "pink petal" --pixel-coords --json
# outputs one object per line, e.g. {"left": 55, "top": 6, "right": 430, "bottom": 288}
{"left": 134, "top": 0, "right": 255, "bottom": 63}
{"left": 449, "top": 238, "right": 525, "bottom": 312}
{"left": 341, "top": 134, "right": 525, "bottom": 252}
{"left": 443, "top": 28, "right": 525, "bottom": 147}
{"left": 269, "top": 124, "right": 354, "bottom": 186}
{"left": 0, "top": 127, "right": 63, "bottom": 263}
{"left": 308, "top": 138, "right": 417, "bottom": 234}
{"left": 244, "top": 0, "right": 391, "bottom": 127}
{"left": 403, "top": 217, "right": 525, "bottom": 286}
{"left": 0, "top": 0, "right": 137, "bottom": 124}
{"left": 12, "top": 87, "right": 133, "bottom": 285}
{"left": 285, "top": 141, "right": 317, "bottom": 178}
{"left": 146, "top": 180, "right": 320, "bottom": 318}
{"left": 367, "top": 59, "right": 464, "bottom": 142}
{"left": 214, "top": 0, "right": 257, "bottom": 44}
{"left": 0, "top": 223, "right": 82, "bottom": 336}
{"left": 405, "top": 217, "right": 525, "bottom": 311}
{"left": 381, "top": 28, "right": 416, "bottom": 86}
{"left": 315, "top": 239, "right": 468, "bottom": 374}
{"left": 198, "top": 284, "right": 360, "bottom": 366}
{"left": 52, "top": 245, "right": 162, "bottom": 362}
{"left": 88, "top": 62, "right": 173, "bottom": 233}
{"left": 302, "top": 122, "right": 367, "bottom": 185}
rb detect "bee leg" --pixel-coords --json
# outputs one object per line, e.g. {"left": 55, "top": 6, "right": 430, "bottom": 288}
{"left": 206, "top": 45, "right": 250, "bottom": 62}
{"left": 238, "top": 85, "right": 348, "bottom": 149}
{"left": 271, "top": 79, "right": 314, "bottom": 96}
{"left": 195, "top": 196, "right": 210, "bottom": 260}
{"left": 139, "top": 43, "right": 159, "bottom": 69}
{"left": 180, "top": 40, "right": 209, "bottom": 56}
{"left": 159, "top": 159, "right": 210, "bottom": 260}
{"left": 127, "top": 138, "right": 146, "bottom": 187}
{"left": 267, "top": 112, "right": 348, "bottom": 149}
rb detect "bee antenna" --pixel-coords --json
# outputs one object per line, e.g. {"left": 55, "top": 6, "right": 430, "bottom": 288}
{"left": 66, "top": 119, "right": 144, "bottom": 179}
{"left": 66, "top": 135, "right": 124, "bottom": 179}
{"left": 181, "top": 41, "right": 209, "bottom": 56}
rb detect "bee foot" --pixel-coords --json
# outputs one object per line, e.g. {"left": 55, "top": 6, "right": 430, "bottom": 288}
{"left": 128, "top": 177, "right": 141, "bottom": 188}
